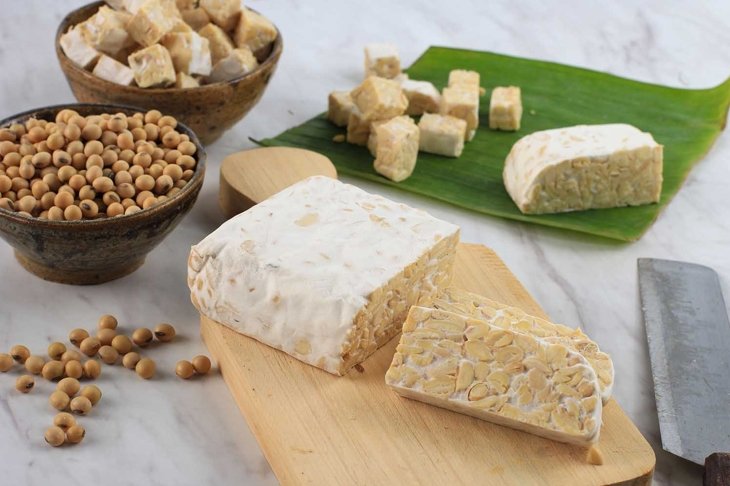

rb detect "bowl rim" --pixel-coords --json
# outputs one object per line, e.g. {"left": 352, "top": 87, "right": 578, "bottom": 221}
{"left": 55, "top": 1, "right": 284, "bottom": 94}
{"left": 0, "top": 102, "right": 206, "bottom": 228}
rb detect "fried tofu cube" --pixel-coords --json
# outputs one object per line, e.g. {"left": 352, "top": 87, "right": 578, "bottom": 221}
{"left": 206, "top": 47, "right": 258, "bottom": 83}
{"left": 417, "top": 114, "right": 467, "bottom": 158}
{"left": 441, "top": 86, "right": 479, "bottom": 141}
{"left": 80, "top": 6, "right": 134, "bottom": 56}
{"left": 127, "top": 0, "right": 179, "bottom": 47}
{"left": 200, "top": 0, "right": 242, "bottom": 31}
{"left": 92, "top": 54, "right": 135, "bottom": 86}
{"left": 489, "top": 86, "right": 522, "bottom": 131}
{"left": 198, "top": 23, "right": 234, "bottom": 64}
{"left": 346, "top": 109, "right": 370, "bottom": 146}
{"left": 328, "top": 91, "right": 356, "bottom": 127}
{"left": 369, "top": 116, "right": 420, "bottom": 182}
{"left": 182, "top": 8, "right": 211, "bottom": 30}
{"left": 351, "top": 77, "right": 408, "bottom": 121}
{"left": 128, "top": 44, "right": 176, "bottom": 87}
{"left": 161, "top": 31, "right": 212, "bottom": 76}
{"left": 60, "top": 27, "right": 100, "bottom": 69}
{"left": 233, "top": 8, "right": 277, "bottom": 53}
{"left": 175, "top": 71, "right": 200, "bottom": 88}
{"left": 364, "top": 43, "right": 401, "bottom": 79}
{"left": 400, "top": 79, "right": 441, "bottom": 116}
{"left": 448, "top": 69, "right": 480, "bottom": 88}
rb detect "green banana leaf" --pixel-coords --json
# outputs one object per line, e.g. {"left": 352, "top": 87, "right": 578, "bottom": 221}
{"left": 259, "top": 47, "right": 730, "bottom": 241}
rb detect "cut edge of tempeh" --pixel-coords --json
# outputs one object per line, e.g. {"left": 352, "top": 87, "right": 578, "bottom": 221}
{"left": 386, "top": 306, "right": 603, "bottom": 446}
{"left": 432, "top": 287, "right": 614, "bottom": 403}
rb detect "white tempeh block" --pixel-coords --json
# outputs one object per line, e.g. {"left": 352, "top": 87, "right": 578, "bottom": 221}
{"left": 188, "top": 176, "right": 460, "bottom": 376}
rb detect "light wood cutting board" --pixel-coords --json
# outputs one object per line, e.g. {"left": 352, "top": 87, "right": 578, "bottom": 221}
{"left": 201, "top": 244, "right": 655, "bottom": 485}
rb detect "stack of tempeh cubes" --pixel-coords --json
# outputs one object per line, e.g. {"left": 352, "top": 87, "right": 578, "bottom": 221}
{"left": 327, "top": 44, "right": 523, "bottom": 182}
{"left": 60, "top": 0, "right": 277, "bottom": 89}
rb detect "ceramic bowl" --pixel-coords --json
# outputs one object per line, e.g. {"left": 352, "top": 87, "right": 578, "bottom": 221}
{"left": 0, "top": 103, "right": 206, "bottom": 285}
{"left": 55, "top": 1, "right": 283, "bottom": 145}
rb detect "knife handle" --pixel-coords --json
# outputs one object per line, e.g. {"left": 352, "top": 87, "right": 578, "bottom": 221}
{"left": 705, "top": 453, "right": 730, "bottom": 486}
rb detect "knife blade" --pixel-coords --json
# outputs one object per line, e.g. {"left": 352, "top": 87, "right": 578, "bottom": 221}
{"left": 638, "top": 258, "right": 730, "bottom": 473}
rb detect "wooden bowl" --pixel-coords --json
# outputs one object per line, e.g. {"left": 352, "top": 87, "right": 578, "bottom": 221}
{"left": 0, "top": 103, "right": 206, "bottom": 285}
{"left": 55, "top": 1, "right": 283, "bottom": 145}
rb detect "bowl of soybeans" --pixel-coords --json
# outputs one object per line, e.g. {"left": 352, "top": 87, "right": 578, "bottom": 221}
{"left": 0, "top": 103, "right": 206, "bottom": 285}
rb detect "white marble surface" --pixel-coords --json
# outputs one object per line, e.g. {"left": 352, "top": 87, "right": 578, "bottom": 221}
{"left": 1, "top": 1, "right": 729, "bottom": 485}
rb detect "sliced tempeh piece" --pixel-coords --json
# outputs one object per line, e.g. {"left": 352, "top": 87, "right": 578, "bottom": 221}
{"left": 431, "top": 287, "right": 614, "bottom": 403}
{"left": 386, "top": 306, "right": 603, "bottom": 446}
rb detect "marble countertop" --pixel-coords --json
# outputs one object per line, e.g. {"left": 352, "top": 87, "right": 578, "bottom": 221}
{"left": 1, "top": 1, "right": 728, "bottom": 484}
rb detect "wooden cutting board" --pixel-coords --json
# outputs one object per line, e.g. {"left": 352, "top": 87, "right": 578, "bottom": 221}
{"left": 201, "top": 244, "right": 655, "bottom": 485}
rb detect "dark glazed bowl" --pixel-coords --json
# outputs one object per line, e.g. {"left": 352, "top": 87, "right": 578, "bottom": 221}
{"left": 0, "top": 103, "right": 206, "bottom": 285}
{"left": 55, "top": 1, "right": 283, "bottom": 145}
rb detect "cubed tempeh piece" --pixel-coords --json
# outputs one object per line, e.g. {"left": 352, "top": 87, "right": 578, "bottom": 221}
{"left": 169, "top": 19, "right": 194, "bottom": 33}
{"left": 127, "top": 0, "right": 180, "bottom": 47}
{"left": 489, "top": 86, "right": 522, "bottom": 131}
{"left": 368, "top": 116, "right": 420, "bottom": 183}
{"left": 448, "top": 69, "right": 480, "bottom": 88}
{"left": 346, "top": 109, "right": 370, "bottom": 146}
{"left": 188, "top": 176, "right": 460, "bottom": 375}
{"left": 351, "top": 76, "right": 408, "bottom": 121}
{"left": 386, "top": 306, "right": 603, "bottom": 446}
{"left": 200, "top": 0, "right": 241, "bottom": 31}
{"left": 364, "top": 43, "right": 401, "bottom": 79}
{"left": 182, "top": 8, "right": 211, "bottom": 31}
{"left": 400, "top": 79, "right": 441, "bottom": 116}
{"left": 233, "top": 8, "right": 277, "bottom": 53}
{"left": 127, "top": 44, "right": 176, "bottom": 88}
{"left": 417, "top": 114, "right": 467, "bottom": 158}
{"left": 175, "top": 71, "right": 200, "bottom": 88}
{"left": 431, "top": 287, "right": 614, "bottom": 402}
{"left": 503, "top": 124, "right": 664, "bottom": 214}
{"left": 206, "top": 47, "right": 258, "bottom": 83}
{"left": 175, "top": 0, "right": 196, "bottom": 10}
{"left": 92, "top": 55, "right": 135, "bottom": 86}
{"left": 328, "top": 91, "right": 356, "bottom": 127}
{"left": 60, "top": 27, "right": 100, "bottom": 69}
{"left": 198, "top": 23, "right": 235, "bottom": 64}
{"left": 161, "top": 31, "right": 212, "bottom": 76}
{"left": 441, "top": 86, "right": 479, "bottom": 141}
{"left": 105, "top": 0, "right": 144, "bottom": 13}
{"left": 79, "top": 6, "right": 134, "bottom": 56}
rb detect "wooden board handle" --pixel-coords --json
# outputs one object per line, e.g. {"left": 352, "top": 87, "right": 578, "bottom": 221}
{"left": 219, "top": 147, "right": 337, "bottom": 218}
{"left": 705, "top": 453, "right": 730, "bottom": 486}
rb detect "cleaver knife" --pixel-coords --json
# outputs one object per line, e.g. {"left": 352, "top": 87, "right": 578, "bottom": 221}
{"left": 638, "top": 258, "right": 730, "bottom": 485}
